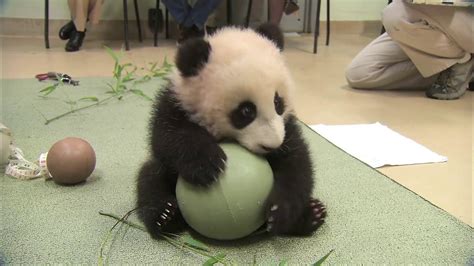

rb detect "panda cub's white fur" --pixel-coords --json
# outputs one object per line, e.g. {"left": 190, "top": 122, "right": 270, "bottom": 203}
{"left": 170, "top": 27, "right": 295, "bottom": 154}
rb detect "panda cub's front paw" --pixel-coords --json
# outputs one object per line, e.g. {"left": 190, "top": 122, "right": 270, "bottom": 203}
{"left": 179, "top": 144, "right": 227, "bottom": 186}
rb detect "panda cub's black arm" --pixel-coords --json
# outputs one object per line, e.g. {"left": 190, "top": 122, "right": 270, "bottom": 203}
{"left": 150, "top": 88, "right": 226, "bottom": 186}
{"left": 264, "top": 115, "right": 314, "bottom": 232}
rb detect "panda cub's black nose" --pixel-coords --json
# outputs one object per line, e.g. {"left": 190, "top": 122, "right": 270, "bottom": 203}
{"left": 260, "top": 145, "right": 275, "bottom": 152}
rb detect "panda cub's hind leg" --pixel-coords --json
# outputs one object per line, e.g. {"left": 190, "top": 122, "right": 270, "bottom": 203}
{"left": 291, "top": 198, "right": 326, "bottom": 235}
{"left": 136, "top": 159, "right": 186, "bottom": 239}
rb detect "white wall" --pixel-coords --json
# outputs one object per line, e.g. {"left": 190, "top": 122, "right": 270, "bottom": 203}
{"left": 317, "top": 0, "right": 387, "bottom": 21}
{"left": 0, "top": 0, "right": 387, "bottom": 21}
{"left": 0, "top": 0, "right": 156, "bottom": 20}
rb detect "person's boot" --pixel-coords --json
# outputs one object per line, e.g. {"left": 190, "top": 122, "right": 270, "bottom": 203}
{"left": 65, "top": 30, "right": 85, "bottom": 52}
{"left": 426, "top": 56, "right": 473, "bottom": 100}
{"left": 59, "top": 21, "right": 76, "bottom": 40}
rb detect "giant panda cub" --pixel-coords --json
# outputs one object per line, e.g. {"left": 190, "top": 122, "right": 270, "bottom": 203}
{"left": 136, "top": 23, "right": 326, "bottom": 238}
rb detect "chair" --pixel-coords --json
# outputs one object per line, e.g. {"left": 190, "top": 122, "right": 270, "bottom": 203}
{"left": 123, "top": 0, "right": 143, "bottom": 50}
{"left": 312, "top": 0, "right": 330, "bottom": 54}
{"left": 44, "top": 0, "right": 143, "bottom": 50}
{"left": 153, "top": 0, "right": 170, "bottom": 47}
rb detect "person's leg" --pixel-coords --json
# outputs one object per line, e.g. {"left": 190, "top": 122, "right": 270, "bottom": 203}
{"left": 68, "top": 0, "right": 88, "bottom": 31}
{"left": 382, "top": 0, "right": 473, "bottom": 99}
{"left": 65, "top": 0, "right": 88, "bottom": 52}
{"left": 346, "top": 33, "right": 436, "bottom": 90}
{"left": 161, "top": 0, "right": 190, "bottom": 25}
{"left": 268, "top": 0, "right": 285, "bottom": 25}
{"left": 186, "top": 0, "right": 222, "bottom": 29}
{"left": 87, "top": 0, "right": 104, "bottom": 25}
{"left": 383, "top": 0, "right": 472, "bottom": 77}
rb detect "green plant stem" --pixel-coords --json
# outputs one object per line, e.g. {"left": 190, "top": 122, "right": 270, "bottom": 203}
{"left": 99, "top": 211, "right": 145, "bottom": 231}
{"left": 44, "top": 95, "right": 115, "bottom": 125}
{"left": 98, "top": 211, "right": 230, "bottom": 265}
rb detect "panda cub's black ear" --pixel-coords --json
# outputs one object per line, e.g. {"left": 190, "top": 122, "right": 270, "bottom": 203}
{"left": 176, "top": 38, "right": 212, "bottom": 77}
{"left": 256, "top": 23, "right": 284, "bottom": 51}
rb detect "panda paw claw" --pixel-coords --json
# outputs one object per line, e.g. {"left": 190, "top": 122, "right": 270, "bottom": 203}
{"left": 265, "top": 201, "right": 295, "bottom": 234}
{"left": 266, "top": 204, "right": 279, "bottom": 232}
{"left": 265, "top": 198, "right": 326, "bottom": 235}
{"left": 308, "top": 198, "right": 326, "bottom": 229}
{"left": 156, "top": 201, "right": 178, "bottom": 230}
{"left": 296, "top": 198, "right": 326, "bottom": 235}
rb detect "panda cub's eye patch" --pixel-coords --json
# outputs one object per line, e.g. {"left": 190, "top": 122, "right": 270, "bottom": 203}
{"left": 274, "top": 92, "right": 285, "bottom": 115}
{"left": 230, "top": 101, "right": 257, "bottom": 129}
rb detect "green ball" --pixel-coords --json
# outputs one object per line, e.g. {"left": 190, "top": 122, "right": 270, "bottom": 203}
{"left": 176, "top": 143, "right": 274, "bottom": 240}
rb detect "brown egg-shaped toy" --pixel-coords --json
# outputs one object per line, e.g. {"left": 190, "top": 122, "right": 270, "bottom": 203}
{"left": 47, "top": 137, "right": 96, "bottom": 185}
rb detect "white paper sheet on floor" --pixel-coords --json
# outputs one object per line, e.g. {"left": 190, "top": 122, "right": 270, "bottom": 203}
{"left": 309, "top": 122, "right": 448, "bottom": 168}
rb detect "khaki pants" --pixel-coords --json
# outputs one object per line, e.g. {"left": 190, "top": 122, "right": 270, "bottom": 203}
{"left": 346, "top": 0, "right": 473, "bottom": 90}
{"left": 68, "top": 0, "right": 104, "bottom": 31}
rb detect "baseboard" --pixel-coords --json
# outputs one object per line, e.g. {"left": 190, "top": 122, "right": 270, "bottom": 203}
{"left": 0, "top": 17, "right": 382, "bottom": 40}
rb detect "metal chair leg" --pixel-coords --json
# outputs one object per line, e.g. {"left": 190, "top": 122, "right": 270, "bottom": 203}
{"left": 226, "top": 0, "right": 232, "bottom": 24}
{"left": 245, "top": 0, "right": 253, "bottom": 28}
{"left": 326, "top": 0, "right": 330, "bottom": 46}
{"left": 133, "top": 0, "right": 143, "bottom": 42}
{"left": 154, "top": 0, "right": 159, "bottom": 46}
{"left": 165, "top": 8, "right": 169, "bottom": 39}
{"left": 123, "top": 0, "right": 130, "bottom": 50}
{"left": 45, "top": 0, "right": 50, "bottom": 49}
{"left": 313, "top": 0, "right": 321, "bottom": 54}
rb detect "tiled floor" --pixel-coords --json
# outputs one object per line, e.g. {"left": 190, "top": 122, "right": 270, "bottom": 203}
{"left": 1, "top": 32, "right": 472, "bottom": 226}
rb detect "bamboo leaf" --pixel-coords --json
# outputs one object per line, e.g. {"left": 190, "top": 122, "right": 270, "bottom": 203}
{"left": 152, "top": 72, "right": 168, "bottom": 78}
{"left": 162, "top": 57, "right": 173, "bottom": 68}
{"left": 40, "top": 83, "right": 59, "bottom": 95}
{"left": 122, "top": 70, "right": 136, "bottom": 83}
{"left": 104, "top": 46, "right": 119, "bottom": 62}
{"left": 203, "top": 253, "right": 226, "bottom": 266}
{"left": 313, "top": 249, "right": 334, "bottom": 266}
{"left": 117, "top": 65, "right": 124, "bottom": 78}
{"left": 130, "top": 89, "right": 152, "bottom": 101}
{"left": 118, "top": 84, "right": 127, "bottom": 91}
{"left": 64, "top": 100, "right": 77, "bottom": 105}
{"left": 122, "top": 77, "right": 135, "bottom": 83}
{"left": 180, "top": 235, "right": 210, "bottom": 252}
{"left": 106, "top": 83, "right": 116, "bottom": 93}
{"left": 149, "top": 62, "right": 158, "bottom": 71}
{"left": 137, "top": 75, "right": 151, "bottom": 83}
{"left": 79, "top": 96, "right": 99, "bottom": 102}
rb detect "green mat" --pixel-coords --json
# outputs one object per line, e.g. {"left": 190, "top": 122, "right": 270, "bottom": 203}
{"left": 1, "top": 78, "right": 472, "bottom": 264}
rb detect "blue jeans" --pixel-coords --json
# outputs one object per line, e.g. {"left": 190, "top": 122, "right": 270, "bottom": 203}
{"left": 162, "top": 0, "right": 222, "bottom": 29}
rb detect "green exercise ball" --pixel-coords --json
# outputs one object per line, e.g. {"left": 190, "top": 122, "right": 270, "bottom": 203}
{"left": 176, "top": 143, "right": 274, "bottom": 240}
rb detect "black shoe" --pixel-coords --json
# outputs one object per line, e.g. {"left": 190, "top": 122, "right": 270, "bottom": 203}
{"left": 59, "top": 21, "right": 76, "bottom": 40}
{"left": 177, "top": 25, "right": 205, "bottom": 45}
{"left": 65, "top": 30, "right": 85, "bottom": 52}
